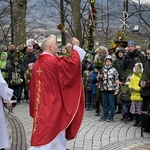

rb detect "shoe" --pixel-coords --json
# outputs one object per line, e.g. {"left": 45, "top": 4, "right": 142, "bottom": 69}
{"left": 95, "top": 112, "right": 99, "bottom": 116}
{"left": 123, "top": 118, "right": 128, "bottom": 123}
{"left": 86, "top": 108, "right": 91, "bottom": 111}
{"left": 137, "top": 123, "right": 141, "bottom": 127}
{"left": 115, "top": 110, "right": 121, "bottom": 114}
{"left": 121, "top": 118, "right": 124, "bottom": 121}
{"left": 99, "top": 117, "right": 106, "bottom": 121}
{"left": 127, "top": 117, "right": 133, "bottom": 121}
{"left": 133, "top": 121, "right": 138, "bottom": 126}
{"left": 107, "top": 118, "right": 114, "bottom": 122}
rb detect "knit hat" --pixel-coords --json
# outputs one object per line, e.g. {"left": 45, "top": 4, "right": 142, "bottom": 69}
{"left": 127, "top": 40, "right": 136, "bottom": 46}
{"left": 133, "top": 62, "right": 143, "bottom": 73}
{"left": 115, "top": 47, "right": 125, "bottom": 58}
{"left": 13, "top": 58, "right": 19, "bottom": 63}
{"left": 117, "top": 47, "right": 125, "bottom": 53}
{"left": 104, "top": 55, "right": 113, "bottom": 62}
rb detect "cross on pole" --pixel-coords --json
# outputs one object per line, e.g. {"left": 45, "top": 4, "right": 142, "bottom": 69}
{"left": 119, "top": 11, "right": 129, "bottom": 29}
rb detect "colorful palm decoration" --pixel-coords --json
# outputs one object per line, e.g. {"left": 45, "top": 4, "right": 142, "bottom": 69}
{"left": 110, "top": 30, "right": 125, "bottom": 49}
{"left": 87, "top": 0, "right": 96, "bottom": 53}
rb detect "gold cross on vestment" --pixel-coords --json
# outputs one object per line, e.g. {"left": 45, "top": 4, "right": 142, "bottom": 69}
{"left": 37, "top": 67, "right": 42, "bottom": 76}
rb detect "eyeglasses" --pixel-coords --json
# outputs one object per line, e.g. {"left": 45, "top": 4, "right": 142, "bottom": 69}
{"left": 146, "top": 53, "right": 150, "bottom": 56}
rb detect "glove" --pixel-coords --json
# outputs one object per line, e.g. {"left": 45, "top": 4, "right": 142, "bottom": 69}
{"left": 20, "top": 79, "right": 23, "bottom": 83}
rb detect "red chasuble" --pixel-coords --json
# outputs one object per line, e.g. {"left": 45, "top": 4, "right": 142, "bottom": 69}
{"left": 29, "top": 50, "right": 85, "bottom": 146}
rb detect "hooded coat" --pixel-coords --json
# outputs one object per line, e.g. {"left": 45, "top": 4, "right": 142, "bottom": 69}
{"left": 122, "top": 49, "right": 146, "bottom": 81}
{"left": 114, "top": 48, "right": 125, "bottom": 80}
{"left": 0, "top": 52, "right": 9, "bottom": 79}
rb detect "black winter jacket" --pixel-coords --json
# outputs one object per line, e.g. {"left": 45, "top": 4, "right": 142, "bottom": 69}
{"left": 121, "top": 49, "right": 146, "bottom": 81}
{"left": 122, "top": 49, "right": 146, "bottom": 71}
{"left": 23, "top": 52, "right": 37, "bottom": 71}
{"left": 140, "top": 60, "right": 150, "bottom": 97}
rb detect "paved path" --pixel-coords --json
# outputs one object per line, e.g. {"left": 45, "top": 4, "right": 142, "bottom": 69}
{"left": 5, "top": 102, "right": 150, "bottom": 150}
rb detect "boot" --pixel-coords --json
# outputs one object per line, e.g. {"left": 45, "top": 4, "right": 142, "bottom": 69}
{"left": 86, "top": 103, "right": 90, "bottom": 111}
{"left": 133, "top": 114, "right": 138, "bottom": 126}
{"left": 95, "top": 100, "right": 100, "bottom": 116}
{"left": 137, "top": 115, "right": 141, "bottom": 127}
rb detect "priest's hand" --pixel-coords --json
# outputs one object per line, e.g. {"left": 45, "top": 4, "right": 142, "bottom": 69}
{"left": 71, "top": 37, "right": 80, "bottom": 46}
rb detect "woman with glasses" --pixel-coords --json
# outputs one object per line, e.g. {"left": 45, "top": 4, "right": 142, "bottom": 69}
{"left": 140, "top": 49, "right": 150, "bottom": 132}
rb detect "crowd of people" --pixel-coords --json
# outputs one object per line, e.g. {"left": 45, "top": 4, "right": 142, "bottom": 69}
{"left": 0, "top": 36, "right": 150, "bottom": 149}
{"left": 0, "top": 36, "right": 86, "bottom": 150}
{"left": 82, "top": 40, "right": 150, "bottom": 128}
{"left": 0, "top": 40, "right": 76, "bottom": 104}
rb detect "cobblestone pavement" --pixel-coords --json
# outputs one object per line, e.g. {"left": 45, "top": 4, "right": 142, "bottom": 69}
{"left": 5, "top": 102, "right": 150, "bottom": 150}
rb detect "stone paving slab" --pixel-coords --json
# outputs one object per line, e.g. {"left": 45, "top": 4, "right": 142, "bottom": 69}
{"left": 5, "top": 102, "right": 150, "bottom": 150}
{"left": 131, "top": 142, "right": 150, "bottom": 150}
{"left": 5, "top": 112, "right": 26, "bottom": 150}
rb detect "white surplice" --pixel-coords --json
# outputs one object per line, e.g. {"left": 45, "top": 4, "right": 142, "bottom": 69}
{"left": 29, "top": 131, "right": 66, "bottom": 150}
{"left": 0, "top": 70, "right": 13, "bottom": 149}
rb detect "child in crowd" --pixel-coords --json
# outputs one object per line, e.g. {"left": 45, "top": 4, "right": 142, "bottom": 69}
{"left": 24, "top": 63, "right": 34, "bottom": 103}
{"left": 0, "top": 52, "right": 9, "bottom": 82}
{"left": 117, "top": 79, "right": 131, "bottom": 122}
{"left": 83, "top": 61, "right": 93, "bottom": 111}
{"left": 90, "top": 66, "right": 98, "bottom": 110}
{"left": 99, "top": 55, "right": 119, "bottom": 122}
{"left": 9, "top": 58, "right": 24, "bottom": 104}
{"left": 60, "top": 46, "right": 69, "bottom": 57}
{"left": 129, "top": 63, "right": 143, "bottom": 127}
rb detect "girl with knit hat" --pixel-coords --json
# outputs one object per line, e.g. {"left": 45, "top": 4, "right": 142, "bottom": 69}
{"left": 129, "top": 62, "right": 143, "bottom": 127}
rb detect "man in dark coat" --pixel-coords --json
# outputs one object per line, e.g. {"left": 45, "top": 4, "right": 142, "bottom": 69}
{"left": 122, "top": 40, "right": 146, "bottom": 81}
{"left": 22, "top": 45, "right": 37, "bottom": 71}
{"left": 139, "top": 49, "right": 150, "bottom": 132}
{"left": 121, "top": 40, "right": 146, "bottom": 121}
{"left": 22, "top": 45, "right": 37, "bottom": 101}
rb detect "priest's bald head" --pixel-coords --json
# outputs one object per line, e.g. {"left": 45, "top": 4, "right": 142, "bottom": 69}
{"left": 41, "top": 35, "right": 58, "bottom": 56}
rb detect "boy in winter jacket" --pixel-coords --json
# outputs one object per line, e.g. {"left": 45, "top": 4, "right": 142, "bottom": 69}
{"left": 99, "top": 55, "right": 119, "bottom": 122}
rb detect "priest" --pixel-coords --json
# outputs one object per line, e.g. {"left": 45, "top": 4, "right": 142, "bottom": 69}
{"left": 0, "top": 70, "right": 13, "bottom": 150}
{"left": 29, "top": 36, "right": 86, "bottom": 150}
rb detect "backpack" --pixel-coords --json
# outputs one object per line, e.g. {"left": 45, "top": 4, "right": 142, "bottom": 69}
{"left": 117, "top": 85, "right": 131, "bottom": 103}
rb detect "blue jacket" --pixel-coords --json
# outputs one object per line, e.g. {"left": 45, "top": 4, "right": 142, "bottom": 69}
{"left": 90, "top": 71, "right": 98, "bottom": 94}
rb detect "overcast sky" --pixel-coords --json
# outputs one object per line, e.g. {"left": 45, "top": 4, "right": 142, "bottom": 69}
{"left": 131, "top": 0, "right": 150, "bottom": 4}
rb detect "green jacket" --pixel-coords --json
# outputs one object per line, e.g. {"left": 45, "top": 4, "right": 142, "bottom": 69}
{"left": 0, "top": 52, "right": 8, "bottom": 79}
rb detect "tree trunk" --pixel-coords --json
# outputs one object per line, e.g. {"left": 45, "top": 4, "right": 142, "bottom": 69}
{"left": 13, "top": 0, "right": 27, "bottom": 47}
{"left": 71, "top": 0, "right": 82, "bottom": 45}
{"left": 60, "top": 0, "right": 66, "bottom": 45}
